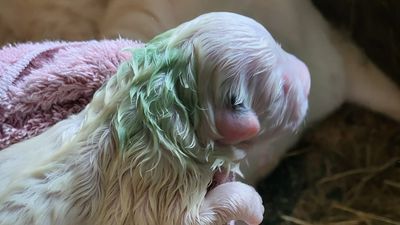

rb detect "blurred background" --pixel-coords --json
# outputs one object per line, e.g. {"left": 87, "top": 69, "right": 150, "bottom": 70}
{"left": 0, "top": 0, "right": 399, "bottom": 224}
{"left": 261, "top": 1, "right": 400, "bottom": 224}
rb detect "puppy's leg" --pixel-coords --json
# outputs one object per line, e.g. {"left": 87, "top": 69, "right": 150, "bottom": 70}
{"left": 199, "top": 182, "right": 264, "bottom": 225}
{"left": 334, "top": 34, "right": 400, "bottom": 121}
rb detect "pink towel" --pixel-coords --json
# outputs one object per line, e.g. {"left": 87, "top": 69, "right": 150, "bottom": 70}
{"left": 0, "top": 39, "right": 143, "bottom": 149}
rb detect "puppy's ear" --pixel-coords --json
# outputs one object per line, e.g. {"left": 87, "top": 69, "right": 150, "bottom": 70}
{"left": 117, "top": 40, "right": 204, "bottom": 163}
{"left": 215, "top": 109, "right": 260, "bottom": 145}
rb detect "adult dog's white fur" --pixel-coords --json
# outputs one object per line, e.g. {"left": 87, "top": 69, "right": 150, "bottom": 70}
{"left": 0, "top": 12, "right": 310, "bottom": 225}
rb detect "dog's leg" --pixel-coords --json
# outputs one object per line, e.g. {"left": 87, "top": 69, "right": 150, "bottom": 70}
{"left": 100, "top": 0, "right": 179, "bottom": 41}
{"left": 333, "top": 33, "right": 400, "bottom": 121}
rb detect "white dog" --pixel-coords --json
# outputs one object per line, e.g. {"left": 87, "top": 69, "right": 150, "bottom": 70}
{"left": 100, "top": 0, "right": 400, "bottom": 182}
{"left": 0, "top": 0, "right": 398, "bottom": 223}
{"left": 0, "top": 12, "right": 310, "bottom": 225}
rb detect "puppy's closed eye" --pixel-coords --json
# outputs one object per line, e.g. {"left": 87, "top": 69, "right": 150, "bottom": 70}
{"left": 230, "top": 95, "right": 245, "bottom": 111}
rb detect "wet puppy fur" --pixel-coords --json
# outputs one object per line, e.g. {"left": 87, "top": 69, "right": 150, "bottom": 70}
{"left": 0, "top": 13, "right": 309, "bottom": 225}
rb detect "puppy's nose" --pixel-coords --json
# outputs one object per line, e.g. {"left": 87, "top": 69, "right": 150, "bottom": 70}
{"left": 215, "top": 110, "right": 260, "bottom": 146}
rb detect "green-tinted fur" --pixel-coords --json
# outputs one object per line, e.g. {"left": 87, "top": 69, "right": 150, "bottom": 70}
{"left": 114, "top": 30, "right": 212, "bottom": 169}
{"left": 79, "top": 28, "right": 224, "bottom": 177}
{"left": 41, "top": 29, "right": 224, "bottom": 224}
{"left": 74, "top": 28, "right": 234, "bottom": 223}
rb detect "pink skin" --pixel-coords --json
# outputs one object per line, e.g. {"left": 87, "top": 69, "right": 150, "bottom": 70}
{"left": 200, "top": 182, "right": 264, "bottom": 225}
{"left": 215, "top": 110, "right": 261, "bottom": 145}
{"left": 282, "top": 53, "right": 311, "bottom": 97}
{"left": 208, "top": 54, "right": 310, "bottom": 224}
{"left": 215, "top": 53, "right": 311, "bottom": 146}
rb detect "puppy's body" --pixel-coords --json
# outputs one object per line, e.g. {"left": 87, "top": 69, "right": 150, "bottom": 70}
{"left": 0, "top": 113, "right": 84, "bottom": 224}
{"left": 1, "top": 0, "right": 398, "bottom": 183}
{"left": 0, "top": 13, "right": 309, "bottom": 224}
{"left": 100, "top": 0, "right": 400, "bottom": 181}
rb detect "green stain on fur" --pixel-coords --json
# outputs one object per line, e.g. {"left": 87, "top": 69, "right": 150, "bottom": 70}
{"left": 110, "top": 29, "right": 208, "bottom": 167}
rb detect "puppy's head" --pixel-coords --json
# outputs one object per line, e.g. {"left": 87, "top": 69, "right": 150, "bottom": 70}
{"left": 103, "top": 11, "right": 310, "bottom": 176}
{"left": 158, "top": 12, "right": 311, "bottom": 195}
{"left": 85, "top": 12, "right": 310, "bottom": 223}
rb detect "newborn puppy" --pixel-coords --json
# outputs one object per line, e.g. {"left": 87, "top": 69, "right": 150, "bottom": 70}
{"left": 0, "top": 13, "right": 309, "bottom": 225}
{"left": 101, "top": 0, "right": 400, "bottom": 182}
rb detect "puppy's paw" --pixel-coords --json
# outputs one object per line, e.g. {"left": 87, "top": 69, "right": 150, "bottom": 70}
{"left": 201, "top": 182, "right": 264, "bottom": 225}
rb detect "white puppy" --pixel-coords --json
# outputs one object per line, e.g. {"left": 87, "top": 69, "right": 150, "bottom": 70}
{"left": 100, "top": 0, "right": 400, "bottom": 182}
{"left": 0, "top": 12, "right": 309, "bottom": 225}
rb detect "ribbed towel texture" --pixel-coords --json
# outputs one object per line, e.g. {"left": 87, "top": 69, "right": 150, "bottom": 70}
{"left": 0, "top": 39, "right": 143, "bottom": 149}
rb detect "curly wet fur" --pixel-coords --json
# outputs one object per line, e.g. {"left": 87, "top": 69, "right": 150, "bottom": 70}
{"left": 68, "top": 31, "right": 218, "bottom": 224}
{"left": 0, "top": 28, "right": 216, "bottom": 225}
{"left": 0, "top": 12, "right": 306, "bottom": 225}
